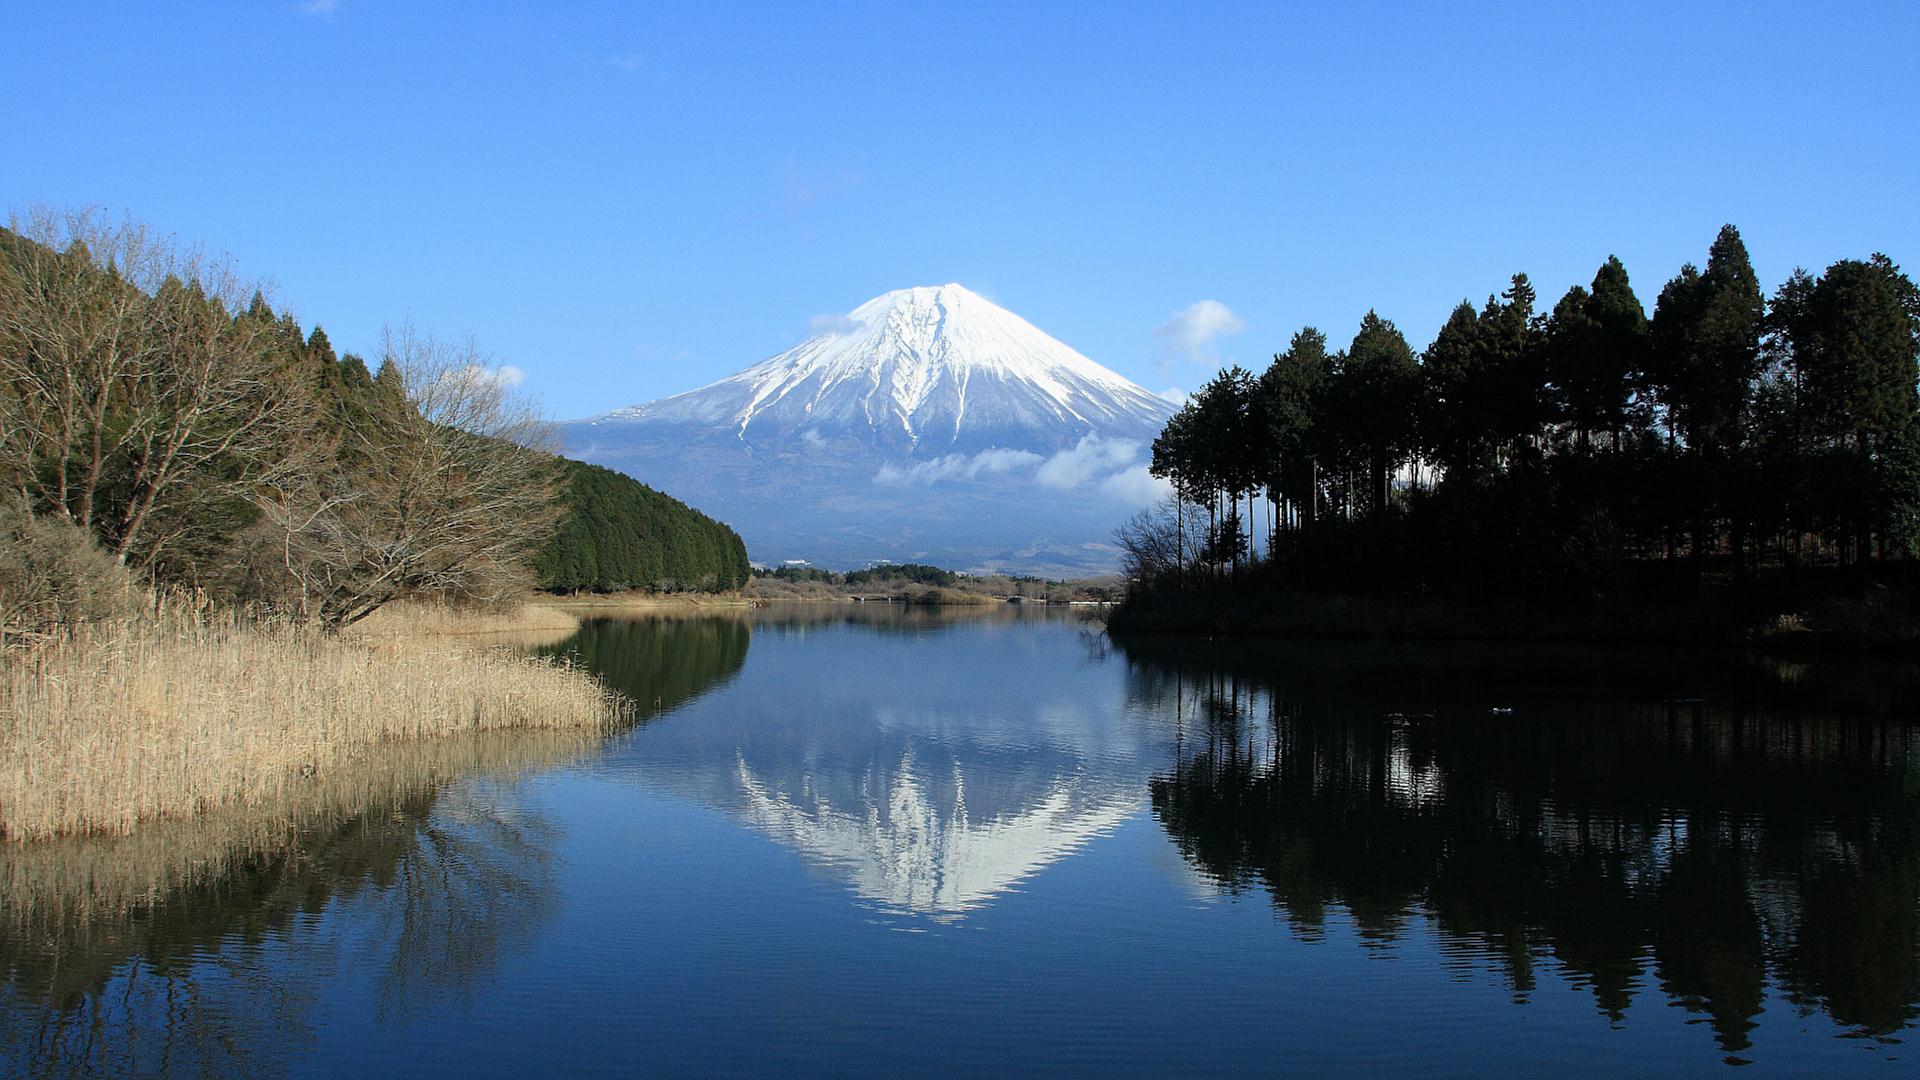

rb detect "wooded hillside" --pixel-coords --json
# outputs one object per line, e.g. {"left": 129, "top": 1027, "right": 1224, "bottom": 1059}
{"left": 535, "top": 460, "right": 749, "bottom": 593}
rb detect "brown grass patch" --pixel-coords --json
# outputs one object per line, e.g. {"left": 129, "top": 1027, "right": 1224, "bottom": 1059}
{"left": 536, "top": 590, "right": 748, "bottom": 613}
{"left": 347, "top": 595, "right": 579, "bottom": 638}
{"left": 0, "top": 595, "right": 628, "bottom": 842}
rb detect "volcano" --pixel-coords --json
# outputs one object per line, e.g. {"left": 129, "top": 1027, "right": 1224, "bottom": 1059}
{"left": 561, "top": 284, "right": 1176, "bottom": 575}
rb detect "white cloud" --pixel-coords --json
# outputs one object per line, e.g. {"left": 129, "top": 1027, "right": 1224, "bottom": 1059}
{"left": 808, "top": 313, "right": 862, "bottom": 337}
{"left": 870, "top": 436, "right": 1156, "bottom": 501}
{"left": 875, "top": 448, "right": 1043, "bottom": 485}
{"left": 1155, "top": 299, "right": 1244, "bottom": 365}
{"left": 1097, "top": 465, "right": 1173, "bottom": 506}
{"left": 1034, "top": 435, "right": 1141, "bottom": 491}
{"left": 298, "top": 0, "right": 337, "bottom": 15}
{"left": 800, "top": 428, "right": 829, "bottom": 448}
{"left": 1158, "top": 386, "right": 1190, "bottom": 405}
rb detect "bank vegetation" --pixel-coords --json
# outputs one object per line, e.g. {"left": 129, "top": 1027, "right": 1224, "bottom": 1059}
{"left": 0, "top": 207, "right": 661, "bottom": 841}
{"left": 1112, "top": 226, "right": 1920, "bottom": 646}
{"left": 748, "top": 562, "right": 1124, "bottom": 605}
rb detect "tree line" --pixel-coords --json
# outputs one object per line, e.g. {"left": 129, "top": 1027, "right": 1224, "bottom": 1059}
{"left": 535, "top": 459, "right": 748, "bottom": 594}
{"left": 1128, "top": 225, "right": 1920, "bottom": 604}
{"left": 0, "top": 208, "right": 748, "bottom": 633}
{"left": 754, "top": 563, "right": 959, "bottom": 588}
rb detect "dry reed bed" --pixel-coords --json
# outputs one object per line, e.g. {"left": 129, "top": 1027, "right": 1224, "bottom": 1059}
{"left": 0, "top": 599, "right": 628, "bottom": 842}
{"left": 346, "top": 599, "right": 582, "bottom": 640}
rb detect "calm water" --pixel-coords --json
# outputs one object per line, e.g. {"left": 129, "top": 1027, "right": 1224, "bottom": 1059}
{"left": 4, "top": 605, "right": 1919, "bottom": 1076}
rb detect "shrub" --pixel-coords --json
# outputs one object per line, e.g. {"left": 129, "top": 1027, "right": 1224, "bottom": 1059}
{"left": 0, "top": 500, "right": 132, "bottom": 642}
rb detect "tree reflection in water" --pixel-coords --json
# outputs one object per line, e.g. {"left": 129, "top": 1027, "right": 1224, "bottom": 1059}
{"left": 0, "top": 731, "right": 591, "bottom": 1078}
{"left": 1125, "top": 638, "right": 1920, "bottom": 1061}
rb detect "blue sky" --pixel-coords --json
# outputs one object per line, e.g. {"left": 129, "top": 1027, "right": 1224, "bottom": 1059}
{"left": 5, "top": 2, "right": 1916, "bottom": 418}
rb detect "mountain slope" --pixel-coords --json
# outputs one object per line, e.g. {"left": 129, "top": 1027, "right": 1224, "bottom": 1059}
{"left": 599, "top": 284, "right": 1171, "bottom": 455}
{"left": 562, "top": 284, "right": 1176, "bottom": 575}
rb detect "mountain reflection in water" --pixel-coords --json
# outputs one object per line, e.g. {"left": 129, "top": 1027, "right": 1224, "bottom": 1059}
{"left": 4, "top": 606, "right": 1917, "bottom": 1076}
{"left": 558, "top": 605, "right": 1148, "bottom": 920}
{"left": 1120, "top": 636, "right": 1920, "bottom": 1060}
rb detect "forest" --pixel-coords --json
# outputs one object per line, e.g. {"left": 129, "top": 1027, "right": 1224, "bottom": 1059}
{"left": 0, "top": 209, "right": 747, "bottom": 640}
{"left": 535, "top": 460, "right": 749, "bottom": 594}
{"left": 1116, "top": 225, "right": 1920, "bottom": 639}
{"left": 0, "top": 208, "right": 679, "bottom": 841}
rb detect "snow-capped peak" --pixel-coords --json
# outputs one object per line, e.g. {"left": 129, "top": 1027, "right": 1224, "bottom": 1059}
{"left": 589, "top": 283, "right": 1174, "bottom": 456}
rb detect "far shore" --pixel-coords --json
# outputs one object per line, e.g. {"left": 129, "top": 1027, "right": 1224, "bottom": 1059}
{"left": 533, "top": 591, "right": 752, "bottom": 613}
{"left": 1104, "top": 584, "right": 1920, "bottom": 656}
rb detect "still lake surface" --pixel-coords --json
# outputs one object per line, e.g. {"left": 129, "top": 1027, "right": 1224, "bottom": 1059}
{"left": 5, "top": 604, "right": 1919, "bottom": 1076}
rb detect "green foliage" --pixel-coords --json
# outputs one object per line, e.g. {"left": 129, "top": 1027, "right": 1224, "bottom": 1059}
{"left": 533, "top": 460, "right": 749, "bottom": 593}
{"left": 1134, "top": 225, "right": 1920, "bottom": 606}
{"left": 1329, "top": 311, "right": 1421, "bottom": 516}
{"left": 1769, "top": 254, "right": 1920, "bottom": 559}
{"left": 757, "top": 564, "right": 837, "bottom": 584}
{"left": 844, "top": 563, "right": 957, "bottom": 588}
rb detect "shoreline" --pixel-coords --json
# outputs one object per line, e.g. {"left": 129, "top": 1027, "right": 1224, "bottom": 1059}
{"left": 532, "top": 591, "right": 751, "bottom": 613}
{"left": 1105, "top": 587, "right": 1920, "bottom": 656}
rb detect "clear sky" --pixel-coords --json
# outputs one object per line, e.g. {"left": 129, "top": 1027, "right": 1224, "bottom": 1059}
{"left": 5, "top": 2, "right": 1916, "bottom": 418}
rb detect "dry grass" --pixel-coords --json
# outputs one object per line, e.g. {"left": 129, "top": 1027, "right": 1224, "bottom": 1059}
{"left": 347, "top": 598, "right": 582, "bottom": 638}
{"left": 0, "top": 595, "right": 630, "bottom": 842}
{"left": 536, "top": 590, "right": 749, "bottom": 613}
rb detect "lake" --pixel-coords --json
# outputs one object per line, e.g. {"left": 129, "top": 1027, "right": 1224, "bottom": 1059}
{"left": 4, "top": 604, "right": 1917, "bottom": 1076}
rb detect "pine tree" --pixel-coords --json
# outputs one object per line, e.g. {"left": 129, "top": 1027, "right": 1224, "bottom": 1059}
{"left": 1332, "top": 311, "right": 1419, "bottom": 516}
{"left": 1586, "top": 255, "right": 1649, "bottom": 450}
{"left": 1650, "top": 226, "right": 1764, "bottom": 569}
{"left": 1259, "top": 327, "right": 1331, "bottom": 531}
{"left": 1420, "top": 301, "right": 1487, "bottom": 483}
{"left": 1798, "top": 255, "right": 1920, "bottom": 561}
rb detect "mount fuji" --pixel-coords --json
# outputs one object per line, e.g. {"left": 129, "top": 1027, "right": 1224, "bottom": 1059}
{"left": 560, "top": 284, "right": 1177, "bottom": 575}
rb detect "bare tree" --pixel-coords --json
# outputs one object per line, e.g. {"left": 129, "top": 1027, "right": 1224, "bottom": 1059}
{"left": 259, "top": 324, "right": 560, "bottom": 628}
{"left": 0, "top": 207, "right": 307, "bottom": 565}
{"left": 1114, "top": 496, "right": 1206, "bottom": 583}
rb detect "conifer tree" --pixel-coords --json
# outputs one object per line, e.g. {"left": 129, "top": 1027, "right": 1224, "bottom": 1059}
{"left": 1259, "top": 327, "right": 1330, "bottom": 530}
{"left": 1331, "top": 311, "right": 1419, "bottom": 515}
{"left": 1586, "top": 255, "right": 1649, "bottom": 450}
{"left": 1420, "top": 301, "right": 1487, "bottom": 483}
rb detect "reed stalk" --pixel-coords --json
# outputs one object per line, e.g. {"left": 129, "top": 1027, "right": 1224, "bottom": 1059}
{"left": 0, "top": 595, "right": 625, "bottom": 842}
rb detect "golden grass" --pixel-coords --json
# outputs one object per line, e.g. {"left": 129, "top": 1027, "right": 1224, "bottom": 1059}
{"left": 536, "top": 590, "right": 749, "bottom": 612}
{"left": 0, "top": 595, "right": 630, "bottom": 842}
{"left": 347, "top": 598, "right": 582, "bottom": 639}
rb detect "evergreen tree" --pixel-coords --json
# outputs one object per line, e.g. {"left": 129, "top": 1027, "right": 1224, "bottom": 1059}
{"left": 1420, "top": 301, "right": 1488, "bottom": 483}
{"left": 1481, "top": 273, "right": 1547, "bottom": 463}
{"left": 1329, "top": 311, "right": 1419, "bottom": 515}
{"left": 533, "top": 459, "right": 749, "bottom": 593}
{"left": 1259, "top": 327, "right": 1331, "bottom": 530}
{"left": 1585, "top": 255, "right": 1650, "bottom": 449}
{"left": 1794, "top": 255, "right": 1920, "bottom": 560}
{"left": 1651, "top": 225, "right": 1764, "bottom": 569}
{"left": 1545, "top": 284, "right": 1599, "bottom": 448}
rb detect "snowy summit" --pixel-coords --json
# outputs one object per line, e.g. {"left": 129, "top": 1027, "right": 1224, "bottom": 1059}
{"left": 562, "top": 284, "right": 1177, "bottom": 575}
{"left": 592, "top": 283, "right": 1171, "bottom": 456}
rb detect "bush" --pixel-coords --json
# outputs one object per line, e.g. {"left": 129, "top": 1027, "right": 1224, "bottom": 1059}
{"left": 0, "top": 500, "right": 133, "bottom": 641}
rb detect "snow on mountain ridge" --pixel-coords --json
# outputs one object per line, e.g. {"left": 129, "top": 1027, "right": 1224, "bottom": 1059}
{"left": 561, "top": 283, "right": 1179, "bottom": 574}
{"left": 591, "top": 283, "right": 1172, "bottom": 454}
